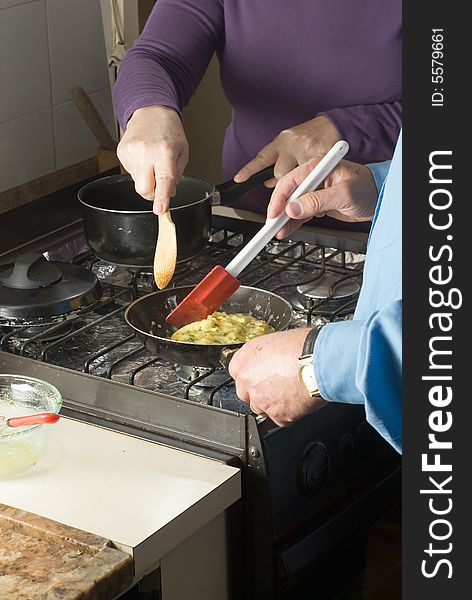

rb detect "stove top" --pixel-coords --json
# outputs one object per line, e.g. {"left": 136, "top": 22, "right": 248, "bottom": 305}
{"left": 1, "top": 230, "right": 364, "bottom": 414}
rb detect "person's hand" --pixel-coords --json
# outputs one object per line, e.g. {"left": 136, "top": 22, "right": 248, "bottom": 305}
{"left": 268, "top": 157, "right": 379, "bottom": 239}
{"left": 233, "top": 115, "right": 340, "bottom": 187}
{"left": 116, "top": 105, "right": 189, "bottom": 215}
{"left": 228, "top": 329, "right": 327, "bottom": 427}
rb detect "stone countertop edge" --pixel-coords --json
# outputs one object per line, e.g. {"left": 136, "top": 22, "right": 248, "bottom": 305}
{"left": 0, "top": 503, "right": 133, "bottom": 600}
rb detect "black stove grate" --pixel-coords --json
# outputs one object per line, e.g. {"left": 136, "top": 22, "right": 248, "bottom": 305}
{"left": 0, "top": 229, "right": 364, "bottom": 407}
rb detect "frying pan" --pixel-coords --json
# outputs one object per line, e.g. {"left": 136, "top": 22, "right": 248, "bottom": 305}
{"left": 78, "top": 167, "right": 273, "bottom": 268}
{"left": 124, "top": 286, "right": 292, "bottom": 368}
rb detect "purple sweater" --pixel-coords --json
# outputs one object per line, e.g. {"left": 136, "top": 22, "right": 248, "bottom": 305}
{"left": 113, "top": 0, "right": 401, "bottom": 215}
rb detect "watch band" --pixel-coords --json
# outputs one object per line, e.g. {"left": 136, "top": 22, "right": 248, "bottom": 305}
{"left": 301, "top": 327, "right": 321, "bottom": 358}
{"left": 298, "top": 327, "right": 323, "bottom": 398}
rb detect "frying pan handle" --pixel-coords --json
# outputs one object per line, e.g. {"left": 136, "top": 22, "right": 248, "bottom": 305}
{"left": 219, "top": 347, "right": 239, "bottom": 371}
{"left": 214, "top": 166, "right": 275, "bottom": 206}
{"left": 219, "top": 347, "right": 268, "bottom": 423}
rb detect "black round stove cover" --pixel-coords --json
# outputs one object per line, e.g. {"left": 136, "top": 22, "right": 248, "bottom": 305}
{"left": 0, "top": 254, "right": 102, "bottom": 323}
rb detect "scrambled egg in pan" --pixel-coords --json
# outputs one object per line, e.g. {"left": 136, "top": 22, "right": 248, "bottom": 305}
{"left": 170, "top": 311, "right": 274, "bottom": 344}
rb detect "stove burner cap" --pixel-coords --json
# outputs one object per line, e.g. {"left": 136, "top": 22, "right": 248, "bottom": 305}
{"left": 0, "top": 255, "right": 102, "bottom": 324}
{"left": 0, "top": 253, "right": 62, "bottom": 289}
{"left": 297, "top": 273, "right": 359, "bottom": 301}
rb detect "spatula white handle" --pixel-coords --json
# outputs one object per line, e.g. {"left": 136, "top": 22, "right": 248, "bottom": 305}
{"left": 225, "top": 140, "right": 349, "bottom": 278}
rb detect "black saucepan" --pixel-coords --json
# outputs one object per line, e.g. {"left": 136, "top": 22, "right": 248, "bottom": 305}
{"left": 124, "top": 285, "right": 292, "bottom": 368}
{"left": 78, "top": 167, "right": 273, "bottom": 268}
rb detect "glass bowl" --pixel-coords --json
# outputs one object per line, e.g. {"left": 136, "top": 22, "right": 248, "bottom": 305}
{"left": 0, "top": 374, "right": 62, "bottom": 478}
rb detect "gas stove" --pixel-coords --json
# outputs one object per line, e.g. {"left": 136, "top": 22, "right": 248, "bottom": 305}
{"left": 0, "top": 184, "right": 400, "bottom": 599}
{"left": 1, "top": 232, "right": 362, "bottom": 409}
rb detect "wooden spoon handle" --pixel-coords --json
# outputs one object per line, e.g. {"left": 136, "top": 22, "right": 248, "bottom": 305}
{"left": 154, "top": 211, "right": 177, "bottom": 289}
{"left": 71, "top": 86, "right": 116, "bottom": 151}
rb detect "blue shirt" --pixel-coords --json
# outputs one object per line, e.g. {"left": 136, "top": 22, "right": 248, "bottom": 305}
{"left": 314, "top": 132, "right": 402, "bottom": 452}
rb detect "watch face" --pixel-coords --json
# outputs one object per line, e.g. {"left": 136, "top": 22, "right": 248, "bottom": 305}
{"left": 301, "top": 363, "right": 316, "bottom": 389}
{"left": 299, "top": 360, "right": 319, "bottom": 396}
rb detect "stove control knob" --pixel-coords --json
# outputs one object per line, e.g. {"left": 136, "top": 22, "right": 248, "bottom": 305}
{"left": 297, "top": 442, "right": 330, "bottom": 498}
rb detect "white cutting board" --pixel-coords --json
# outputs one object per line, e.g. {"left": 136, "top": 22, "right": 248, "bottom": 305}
{"left": 0, "top": 417, "right": 240, "bottom": 576}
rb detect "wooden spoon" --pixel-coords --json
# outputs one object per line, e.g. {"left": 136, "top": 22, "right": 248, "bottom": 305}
{"left": 153, "top": 211, "right": 177, "bottom": 289}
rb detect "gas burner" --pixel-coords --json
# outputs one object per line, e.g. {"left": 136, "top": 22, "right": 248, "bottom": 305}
{"left": 92, "top": 260, "right": 121, "bottom": 281}
{"left": 131, "top": 269, "right": 157, "bottom": 292}
{"left": 208, "top": 230, "right": 244, "bottom": 247}
{"left": 175, "top": 364, "right": 231, "bottom": 388}
{"left": 259, "top": 241, "right": 312, "bottom": 267}
{"left": 92, "top": 258, "right": 193, "bottom": 291}
{"left": 0, "top": 253, "right": 102, "bottom": 323}
{"left": 298, "top": 272, "right": 360, "bottom": 299}
{"left": 289, "top": 273, "right": 360, "bottom": 314}
{"left": 326, "top": 250, "right": 365, "bottom": 268}
{"left": 92, "top": 261, "right": 155, "bottom": 292}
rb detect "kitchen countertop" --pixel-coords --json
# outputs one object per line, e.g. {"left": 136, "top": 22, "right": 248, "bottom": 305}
{"left": 0, "top": 416, "right": 241, "bottom": 581}
{"left": 0, "top": 504, "right": 133, "bottom": 599}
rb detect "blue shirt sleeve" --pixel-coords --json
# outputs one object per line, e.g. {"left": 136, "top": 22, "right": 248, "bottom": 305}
{"left": 313, "top": 132, "right": 402, "bottom": 452}
{"left": 367, "top": 160, "right": 391, "bottom": 194}
{"left": 314, "top": 301, "right": 402, "bottom": 453}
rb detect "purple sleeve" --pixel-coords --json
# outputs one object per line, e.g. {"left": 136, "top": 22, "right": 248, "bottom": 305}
{"left": 321, "top": 101, "right": 402, "bottom": 163}
{"left": 113, "top": 0, "right": 224, "bottom": 129}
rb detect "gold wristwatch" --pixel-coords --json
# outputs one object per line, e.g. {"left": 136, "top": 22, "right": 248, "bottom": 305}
{"left": 297, "top": 328, "right": 322, "bottom": 398}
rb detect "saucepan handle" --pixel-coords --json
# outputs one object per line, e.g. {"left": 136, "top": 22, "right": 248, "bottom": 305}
{"left": 213, "top": 166, "right": 275, "bottom": 206}
{"left": 219, "top": 347, "right": 268, "bottom": 422}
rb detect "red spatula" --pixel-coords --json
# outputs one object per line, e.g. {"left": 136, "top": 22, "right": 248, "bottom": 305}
{"left": 166, "top": 141, "right": 349, "bottom": 328}
{"left": 0, "top": 412, "right": 60, "bottom": 428}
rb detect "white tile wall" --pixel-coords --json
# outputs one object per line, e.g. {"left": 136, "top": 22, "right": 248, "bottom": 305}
{"left": 0, "top": 109, "right": 55, "bottom": 193}
{"left": 0, "top": 0, "right": 116, "bottom": 192}
{"left": 46, "top": 0, "right": 110, "bottom": 105}
{"left": 0, "top": 0, "right": 51, "bottom": 123}
{"left": 53, "top": 88, "right": 116, "bottom": 170}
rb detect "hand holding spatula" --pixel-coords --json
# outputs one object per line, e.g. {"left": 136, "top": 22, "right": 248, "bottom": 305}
{"left": 166, "top": 140, "right": 349, "bottom": 328}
